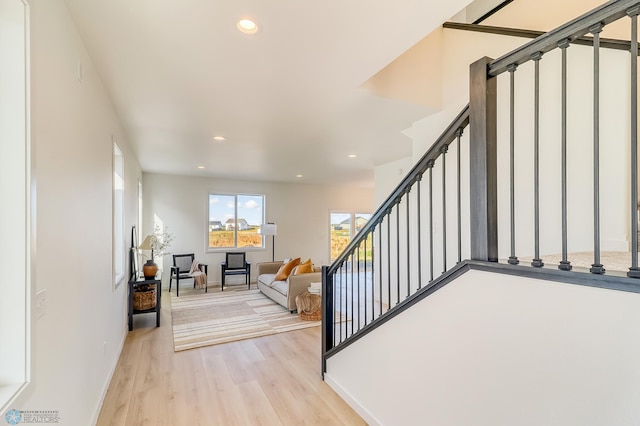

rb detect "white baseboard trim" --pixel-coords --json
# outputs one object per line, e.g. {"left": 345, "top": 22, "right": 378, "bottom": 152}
{"left": 90, "top": 327, "right": 127, "bottom": 426}
{"left": 324, "top": 373, "right": 382, "bottom": 426}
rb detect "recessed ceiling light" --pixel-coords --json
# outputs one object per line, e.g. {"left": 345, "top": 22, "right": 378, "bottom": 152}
{"left": 296, "top": 174, "right": 303, "bottom": 178}
{"left": 197, "top": 166, "right": 205, "bottom": 169}
{"left": 213, "top": 136, "right": 226, "bottom": 141}
{"left": 348, "top": 154, "right": 357, "bottom": 158}
{"left": 237, "top": 19, "right": 258, "bottom": 34}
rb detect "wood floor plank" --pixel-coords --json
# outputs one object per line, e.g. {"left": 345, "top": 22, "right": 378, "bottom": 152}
{"left": 97, "top": 289, "right": 364, "bottom": 425}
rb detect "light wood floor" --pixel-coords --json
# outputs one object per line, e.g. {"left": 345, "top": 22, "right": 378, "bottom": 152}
{"left": 96, "top": 289, "right": 365, "bottom": 426}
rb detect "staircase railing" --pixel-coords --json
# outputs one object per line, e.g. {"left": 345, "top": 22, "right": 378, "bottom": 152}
{"left": 322, "top": 105, "right": 470, "bottom": 370}
{"left": 322, "top": 0, "right": 640, "bottom": 374}
{"left": 478, "top": 0, "right": 640, "bottom": 275}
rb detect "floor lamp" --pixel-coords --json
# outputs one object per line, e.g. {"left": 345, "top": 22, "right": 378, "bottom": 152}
{"left": 260, "top": 223, "right": 277, "bottom": 261}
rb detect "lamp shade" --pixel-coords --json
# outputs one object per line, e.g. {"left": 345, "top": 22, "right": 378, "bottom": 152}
{"left": 139, "top": 234, "right": 153, "bottom": 250}
{"left": 259, "top": 223, "right": 277, "bottom": 236}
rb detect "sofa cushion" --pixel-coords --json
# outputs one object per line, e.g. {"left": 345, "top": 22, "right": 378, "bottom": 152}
{"left": 258, "top": 273, "right": 277, "bottom": 287}
{"left": 271, "top": 280, "right": 289, "bottom": 296}
{"left": 293, "top": 258, "right": 313, "bottom": 274}
{"left": 274, "top": 257, "right": 300, "bottom": 281}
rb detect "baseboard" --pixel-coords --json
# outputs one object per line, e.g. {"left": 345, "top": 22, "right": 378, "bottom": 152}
{"left": 90, "top": 327, "right": 127, "bottom": 426}
{"left": 324, "top": 372, "right": 382, "bottom": 426}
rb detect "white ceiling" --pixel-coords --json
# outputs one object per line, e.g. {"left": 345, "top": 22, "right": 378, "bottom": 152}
{"left": 63, "top": 0, "right": 473, "bottom": 187}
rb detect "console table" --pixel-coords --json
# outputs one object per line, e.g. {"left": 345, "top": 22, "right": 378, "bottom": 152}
{"left": 128, "top": 276, "right": 161, "bottom": 331}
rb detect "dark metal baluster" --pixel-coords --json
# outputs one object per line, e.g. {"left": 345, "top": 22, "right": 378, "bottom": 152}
{"left": 339, "top": 264, "right": 343, "bottom": 344}
{"left": 441, "top": 146, "right": 448, "bottom": 272}
{"left": 406, "top": 189, "right": 411, "bottom": 298}
{"left": 428, "top": 160, "right": 435, "bottom": 281}
{"left": 356, "top": 245, "right": 360, "bottom": 331}
{"left": 387, "top": 212, "right": 391, "bottom": 310}
{"left": 368, "top": 230, "right": 373, "bottom": 323}
{"left": 364, "top": 234, "right": 368, "bottom": 325}
{"left": 417, "top": 175, "right": 423, "bottom": 287}
{"left": 378, "top": 222, "right": 383, "bottom": 315}
{"left": 531, "top": 52, "right": 544, "bottom": 268}
{"left": 350, "top": 253, "right": 354, "bottom": 336}
{"left": 456, "top": 129, "right": 463, "bottom": 264}
{"left": 629, "top": 7, "right": 640, "bottom": 278}
{"left": 558, "top": 40, "right": 572, "bottom": 271}
{"left": 507, "top": 63, "right": 520, "bottom": 265}
{"left": 590, "top": 23, "right": 605, "bottom": 275}
{"left": 321, "top": 265, "right": 334, "bottom": 369}
{"left": 396, "top": 200, "right": 401, "bottom": 304}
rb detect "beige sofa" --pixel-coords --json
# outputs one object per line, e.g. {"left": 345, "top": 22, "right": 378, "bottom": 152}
{"left": 257, "top": 261, "right": 322, "bottom": 312}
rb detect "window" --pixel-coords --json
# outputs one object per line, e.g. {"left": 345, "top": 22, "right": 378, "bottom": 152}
{"left": 0, "top": 0, "right": 31, "bottom": 411}
{"left": 330, "top": 212, "right": 372, "bottom": 262}
{"left": 113, "top": 141, "right": 124, "bottom": 286}
{"left": 208, "top": 194, "right": 265, "bottom": 249}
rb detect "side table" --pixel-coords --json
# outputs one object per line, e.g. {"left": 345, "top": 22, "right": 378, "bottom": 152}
{"left": 128, "top": 276, "right": 161, "bottom": 331}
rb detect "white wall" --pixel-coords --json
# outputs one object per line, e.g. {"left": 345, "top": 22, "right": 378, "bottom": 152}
{"left": 143, "top": 173, "right": 374, "bottom": 286}
{"left": 12, "top": 1, "right": 142, "bottom": 424}
{"left": 326, "top": 269, "right": 640, "bottom": 426}
{"left": 373, "top": 156, "right": 413, "bottom": 209}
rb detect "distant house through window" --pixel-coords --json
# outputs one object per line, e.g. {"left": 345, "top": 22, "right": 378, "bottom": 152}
{"left": 330, "top": 212, "right": 372, "bottom": 262}
{"left": 208, "top": 194, "right": 265, "bottom": 249}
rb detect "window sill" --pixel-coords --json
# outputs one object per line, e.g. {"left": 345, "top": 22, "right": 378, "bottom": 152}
{"left": 0, "top": 382, "right": 29, "bottom": 413}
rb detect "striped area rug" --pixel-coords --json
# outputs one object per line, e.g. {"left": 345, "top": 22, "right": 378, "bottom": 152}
{"left": 170, "top": 288, "right": 320, "bottom": 351}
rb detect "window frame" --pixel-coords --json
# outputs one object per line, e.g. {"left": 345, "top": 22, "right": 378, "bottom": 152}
{"left": 112, "top": 140, "right": 125, "bottom": 287}
{"left": 0, "top": 0, "right": 32, "bottom": 412}
{"left": 207, "top": 193, "right": 266, "bottom": 252}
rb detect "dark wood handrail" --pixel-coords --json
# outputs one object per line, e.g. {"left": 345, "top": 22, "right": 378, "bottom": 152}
{"left": 489, "top": 0, "right": 640, "bottom": 76}
{"left": 443, "top": 22, "right": 636, "bottom": 52}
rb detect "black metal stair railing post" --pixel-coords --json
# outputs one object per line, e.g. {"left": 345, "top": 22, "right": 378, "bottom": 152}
{"left": 417, "top": 175, "right": 423, "bottom": 287}
{"left": 456, "top": 129, "right": 463, "bottom": 264}
{"left": 628, "top": 6, "right": 640, "bottom": 278}
{"left": 378, "top": 221, "right": 383, "bottom": 314}
{"left": 507, "top": 63, "right": 519, "bottom": 265}
{"left": 321, "top": 265, "right": 333, "bottom": 375}
{"left": 364, "top": 234, "right": 369, "bottom": 325}
{"left": 428, "top": 159, "right": 435, "bottom": 279}
{"left": 590, "top": 22, "right": 606, "bottom": 275}
{"left": 558, "top": 39, "right": 572, "bottom": 271}
{"left": 350, "top": 252, "right": 354, "bottom": 336}
{"left": 386, "top": 211, "right": 391, "bottom": 309}
{"left": 469, "top": 57, "right": 498, "bottom": 262}
{"left": 356, "top": 245, "right": 361, "bottom": 332}
{"left": 396, "top": 201, "right": 400, "bottom": 304}
{"left": 531, "top": 51, "right": 544, "bottom": 268}
{"left": 406, "top": 189, "right": 411, "bottom": 298}
{"left": 441, "top": 146, "right": 448, "bottom": 273}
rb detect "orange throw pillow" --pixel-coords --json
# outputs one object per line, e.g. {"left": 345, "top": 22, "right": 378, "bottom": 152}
{"left": 294, "top": 259, "right": 314, "bottom": 275}
{"left": 274, "top": 258, "right": 300, "bottom": 281}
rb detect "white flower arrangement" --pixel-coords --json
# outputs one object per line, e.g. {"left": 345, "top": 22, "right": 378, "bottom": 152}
{"left": 141, "top": 225, "right": 174, "bottom": 260}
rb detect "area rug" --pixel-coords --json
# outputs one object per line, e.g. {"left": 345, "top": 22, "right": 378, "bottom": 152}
{"left": 170, "top": 288, "right": 320, "bottom": 351}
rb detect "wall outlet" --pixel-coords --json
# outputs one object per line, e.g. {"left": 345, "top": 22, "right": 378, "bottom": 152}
{"left": 36, "top": 288, "right": 46, "bottom": 319}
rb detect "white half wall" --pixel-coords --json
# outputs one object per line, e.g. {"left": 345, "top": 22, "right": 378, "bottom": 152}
{"left": 142, "top": 173, "right": 374, "bottom": 286}
{"left": 14, "top": 1, "right": 142, "bottom": 424}
{"left": 326, "top": 269, "right": 640, "bottom": 426}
